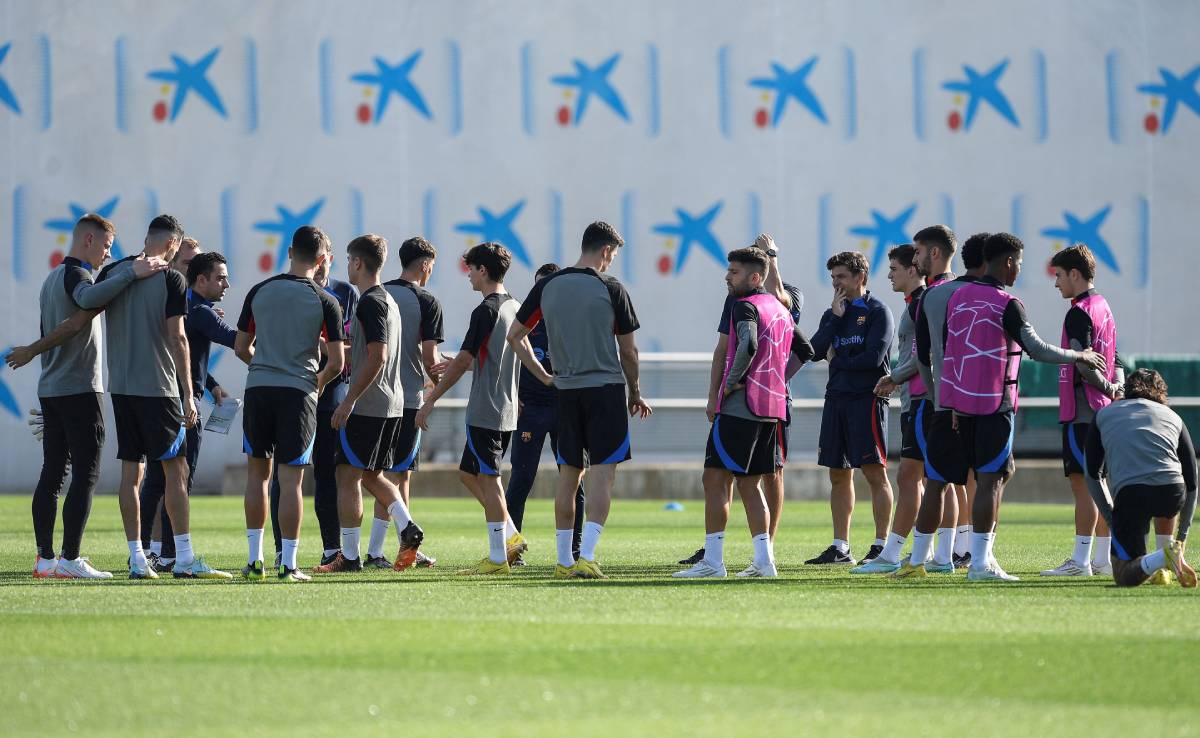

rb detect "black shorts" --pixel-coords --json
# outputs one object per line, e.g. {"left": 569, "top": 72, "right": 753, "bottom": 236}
{"left": 921, "top": 406, "right": 969, "bottom": 485}
{"left": 111, "top": 394, "right": 185, "bottom": 463}
{"left": 705, "top": 414, "right": 779, "bottom": 477}
{"left": 817, "top": 394, "right": 887, "bottom": 469}
{"left": 388, "top": 411, "right": 422, "bottom": 473}
{"left": 1061, "top": 422, "right": 1091, "bottom": 477}
{"left": 336, "top": 414, "right": 402, "bottom": 472}
{"left": 1111, "top": 483, "right": 1186, "bottom": 561}
{"left": 958, "top": 412, "right": 1016, "bottom": 476}
{"left": 243, "top": 386, "right": 317, "bottom": 466}
{"left": 556, "top": 384, "right": 631, "bottom": 468}
{"left": 900, "top": 398, "right": 929, "bottom": 461}
{"left": 774, "top": 404, "right": 792, "bottom": 469}
{"left": 460, "top": 425, "right": 512, "bottom": 476}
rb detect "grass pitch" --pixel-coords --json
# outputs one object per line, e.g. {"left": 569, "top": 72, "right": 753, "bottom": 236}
{"left": 0, "top": 496, "right": 1195, "bottom": 738}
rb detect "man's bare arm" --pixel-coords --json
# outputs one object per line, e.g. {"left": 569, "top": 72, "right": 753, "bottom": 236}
{"left": 234, "top": 330, "right": 256, "bottom": 365}
{"left": 507, "top": 333, "right": 553, "bottom": 386}
{"left": 617, "top": 332, "right": 652, "bottom": 418}
{"left": 420, "top": 339, "right": 445, "bottom": 383}
{"left": 166, "top": 315, "right": 197, "bottom": 427}
{"left": 706, "top": 334, "right": 729, "bottom": 421}
{"left": 5, "top": 310, "right": 98, "bottom": 368}
{"left": 755, "top": 233, "right": 791, "bottom": 310}
{"left": 317, "top": 339, "right": 345, "bottom": 397}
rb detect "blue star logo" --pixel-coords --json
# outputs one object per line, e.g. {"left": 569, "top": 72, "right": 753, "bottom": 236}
{"left": 0, "top": 42, "right": 21, "bottom": 115}
{"left": 748, "top": 56, "right": 827, "bottom": 126}
{"left": 942, "top": 59, "right": 1020, "bottom": 129}
{"left": 350, "top": 51, "right": 433, "bottom": 122}
{"left": 652, "top": 202, "right": 725, "bottom": 274}
{"left": 1040, "top": 206, "right": 1119, "bottom": 274}
{"left": 454, "top": 201, "right": 531, "bottom": 268}
{"left": 0, "top": 347, "right": 22, "bottom": 418}
{"left": 44, "top": 198, "right": 125, "bottom": 260}
{"left": 1137, "top": 65, "right": 1200, "bottom": 134}
{"left": 253, "top": 199, "right": 325, "bottom": 271}
{"left": 146, "top": 47, "right": 228, "bottom": 121}
{"left": 848, "top": 204, "right": 917, "bottom": 273}
{"left": 551, "top": 53, "right": 630, "bottom": 125}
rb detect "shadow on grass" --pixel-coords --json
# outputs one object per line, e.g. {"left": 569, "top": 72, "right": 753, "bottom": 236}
{"left": 0, "top": 565, "right": 1129, "bottom": 592}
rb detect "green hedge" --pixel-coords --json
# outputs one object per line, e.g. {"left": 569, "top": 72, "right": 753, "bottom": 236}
{"left": 1019, "top": 354, "right": 1200, "bottom": 434}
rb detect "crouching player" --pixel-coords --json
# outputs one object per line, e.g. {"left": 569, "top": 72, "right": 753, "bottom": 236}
{"left": 1085, "top": 369, "right": 1197, "bottom": 588}
{"left": 674, "top": 247, "right": 813, "bottom": 578}
{"left": 316, "top": 235, "right": 424, "bottom": 573}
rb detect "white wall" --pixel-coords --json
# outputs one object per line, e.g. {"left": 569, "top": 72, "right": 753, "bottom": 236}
{"left": 1, "top": 0, "right": 1197, "bottom": 490}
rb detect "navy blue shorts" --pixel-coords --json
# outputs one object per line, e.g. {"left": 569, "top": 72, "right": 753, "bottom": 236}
{"left": 1111, "top": 483, "right": 1185, "bottom": 561}
{"left": 335, "top": 414, "right": 402, "bottom": 472}
{"left": 705, "top": 414, "right": 779, "bottom": 477}
{"left": 817, "top": 394, "right": 888, "bottom": 469}
{"left": 389, "top": 411, "right": 422, "bottom": 473}
{"left": 460, "top": 425, "right": 512, "bottom": 477}
{"left": 1061, "top": 422, "right": 1091, "bottom": 477}
{"left": 959, "top": 412, "right": 1016, "bottom": 476}
{"left": 900, "top": 398, "right": 928, "bottom": 461}
{"left": 921, "top": 406, "right": 969, "bottom": 485}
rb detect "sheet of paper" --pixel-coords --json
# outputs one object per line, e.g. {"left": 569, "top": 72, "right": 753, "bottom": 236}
{"left": 204, "top": 398, "right": 242, "bottom": 435}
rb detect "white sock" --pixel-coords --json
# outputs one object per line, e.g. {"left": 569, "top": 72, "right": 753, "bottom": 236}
{"left": 323, "top": 548, "right": 339, "bottom": 558}
{"left": 149, "top": 541, "right": 162, "bottom": 557}
{"left": 910, "top": 531, "right": 934, "bottom": 565}
{"left": 703, "top": 532, "right": 725, "bottom": 568}
{"left": 969, "top": 532, "right": 993, "bottom": 569}
{"left": 341, "top": 527, "right": 361, "bottom": 560}
{"left": 832, "top": 538, "right": 849, "bottom": 554}
{"left": 281, "top": 538, "right": 299, "bottom": 570}
{"left": 487, "top": 521, "right": 506, "bottom": 565}
{"left": 954, "top": 525, "right": 971, "bottom": 556}
{"left": 752, "top": 533, "right": 773, "bottom": 567}
{"left": 1140, "top": 549, "right": 1167, "bottom": 575}
{"left": 387, "top": 499, "right": 413, "bottom": 530}
{"left": 580, "top": 522, "right": 603, "bottom": 561}
{"left": 128, "top": 540, "right": 147, "bottom": 568}
{"left": 173, "top": 534, "right": 193, "bottom": 567}
{"left": 880, "top": 532, "right": 906, "bottom": 563}
{"left": 934, "top": 528, "right": 955, "bottom": 565}
{"left": 1072, "top": 535, "right": 1093, "bottom": 566}
{"left": 873, "top": 537, "right": 885, "bottom": 548}
{"left": 246, "top": 528, "right": 264, "bottom": 565}
{"left": 367, "top": 518, "right": 389, "bottom": 558}
{"left": 1155, "top": 534, "right": 1173, "bottom": 551}
{"left": 504, "top": 517, "right": 519, "bottom": 539}
{"left": 1092, "top": 536, "right": 1111, "bottom": 567}
{"left": 555, "top": 529, "right": 574, "bottom": 567}
{"left": 985, "top": 529, "right": 998, "bottom": 564}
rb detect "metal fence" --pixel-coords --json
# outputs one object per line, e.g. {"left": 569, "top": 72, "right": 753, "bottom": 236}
{"left": 416, "top": 353, "right": 1200, "bottom": 464}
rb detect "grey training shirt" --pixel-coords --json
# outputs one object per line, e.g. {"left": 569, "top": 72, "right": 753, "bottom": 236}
{"left": 96, "top": 257, "right": 188, "bottom": 398}
{"left": 349, "top": 285, "right": 405, "bottom": 418}
{"left": 237, "top": 273, "right": 346, "bottom": 398}
{"left": 460, "top": 292, "right": 520, "bottom": 432}
{"left": 37, "top": 256, "right": 136, "bottom": 397}
{"left": 514, "top": 267, "right": 639, "bottom": 391}
{"left": 1085, "top": 398, "right": 1197, "bottom": 540}
{"left": 890, "top": 286, "right": 926, "bottom": 414}
{"left": 382, "top": 277, "right": 445, "bottom": 410}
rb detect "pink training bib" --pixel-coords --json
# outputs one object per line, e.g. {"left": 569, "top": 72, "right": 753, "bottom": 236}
{"left": 940, "top": 281, "right": 1022, "bottom": 415}
{"left": 1058, "top": 292, "right": 1117, "bottom": 422}
{"left": 718, "top": 292, "right": 793, "bottom": 421}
